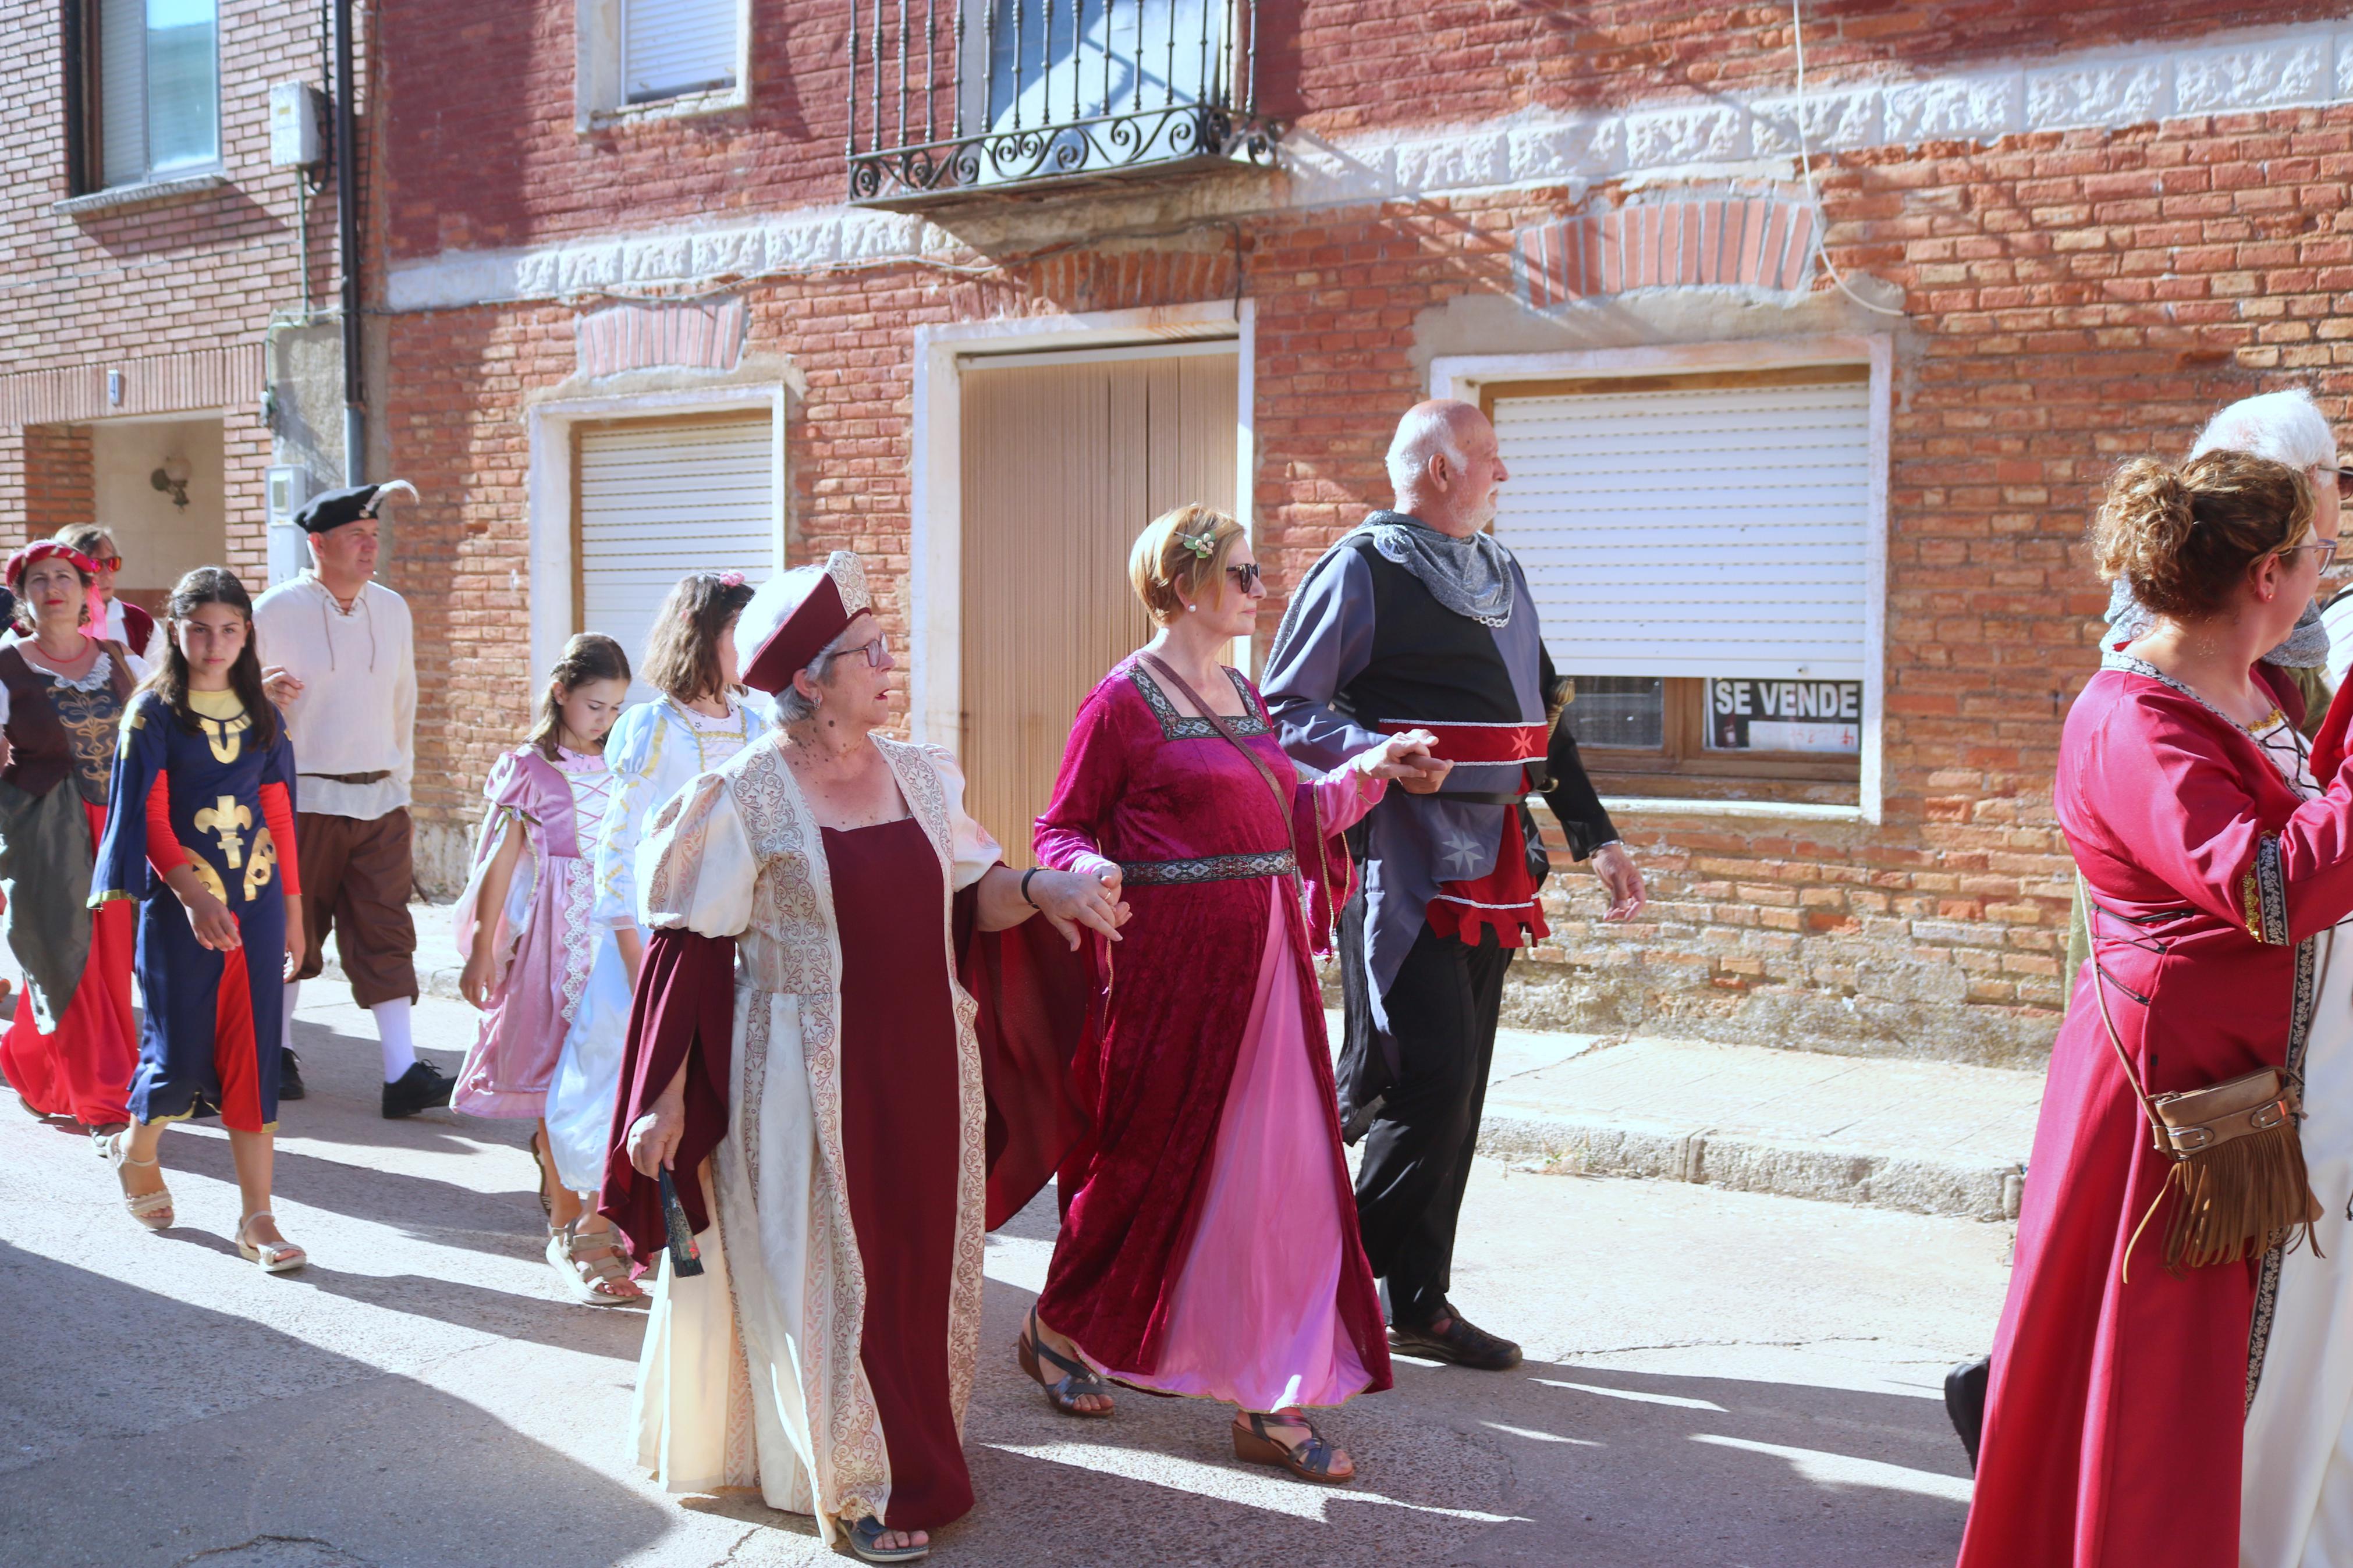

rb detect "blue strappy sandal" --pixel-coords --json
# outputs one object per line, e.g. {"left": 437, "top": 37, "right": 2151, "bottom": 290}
{"left": 1233, "top": 1410, "right": 1355, "bottom": 1485}
{"left": 846, "top": 1515, "right": 928, "bottom": 1562}
{"left": 1016, "top": 1306, "right": 1115, "bottom": 1417}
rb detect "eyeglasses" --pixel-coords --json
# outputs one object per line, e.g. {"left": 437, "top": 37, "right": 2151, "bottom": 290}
{"left": 844, "top": 634, "right": 890, "bottom": 669}
{"left": 2320, "top": 467, "right": 2353, "bottom": 501}
{"left": 1225, "top": 562, "right": 1264, "bottom": 592}
{"left": 2281, "top": 538, "right": 2342, "bottom": 570}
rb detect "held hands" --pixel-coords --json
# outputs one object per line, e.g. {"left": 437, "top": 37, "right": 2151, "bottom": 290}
{"left": 1592, "top": 841, "right": 1646, "bottom": 923}
{"left": 1355, "top": 728, "right": 1449, "bottom": 790}
{"left": 1030, "top": 862, "right": 1131, "bottom": 951}
{"left": 261, "top": 666, "right": 303, "bottom": 707}
{"left": 627, "top": 1091, "right": 687, "bottom": 1178}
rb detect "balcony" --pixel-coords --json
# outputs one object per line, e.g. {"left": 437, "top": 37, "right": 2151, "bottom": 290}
{"left": 844, "top": 0, "right": 1277, "bottom": 209}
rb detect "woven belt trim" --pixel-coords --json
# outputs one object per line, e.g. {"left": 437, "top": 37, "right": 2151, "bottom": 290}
{"left": 1119, "top": 849, "right": 1297, "bottom": 886}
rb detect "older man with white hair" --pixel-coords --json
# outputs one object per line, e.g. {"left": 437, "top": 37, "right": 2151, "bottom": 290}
{"left": 1265, "top": 398, "right": 1645, "bottom": 1371}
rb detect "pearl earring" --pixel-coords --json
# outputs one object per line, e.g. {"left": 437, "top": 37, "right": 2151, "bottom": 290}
{"left": 1186, "top": 603, "right": 1196, "bottom": 612}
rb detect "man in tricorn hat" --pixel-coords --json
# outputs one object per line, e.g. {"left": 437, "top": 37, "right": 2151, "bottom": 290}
{"left": 254, "top": 481, "right": 451, "bottom": 1118}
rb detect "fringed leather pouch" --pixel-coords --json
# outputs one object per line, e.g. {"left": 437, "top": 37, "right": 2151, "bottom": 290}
{"left": 2088, "top": 902, "right": 2322, "bottom": 1281}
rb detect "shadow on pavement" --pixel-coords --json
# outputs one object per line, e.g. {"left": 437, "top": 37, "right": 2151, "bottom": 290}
{"left": 0, "top": 1242, "right": 673, "bottom": 1568}
{"left": 961, "top": 1272, "right": 1970, "bottom": 1568}
{"left": 152, "top": 1133, "right": 545, "bottom": 1259}
{"left": 294, "top": 1262, "right": 650, "bottom": 1361}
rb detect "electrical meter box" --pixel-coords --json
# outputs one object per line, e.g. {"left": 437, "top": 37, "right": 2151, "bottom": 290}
{"left": 267, "top": 465, "right": 314, "bottom": 586}
{"left": 268, "top": 83, "right": 324, "bottom": 168}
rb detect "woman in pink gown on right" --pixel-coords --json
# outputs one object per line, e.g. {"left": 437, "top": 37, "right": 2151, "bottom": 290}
{"left": 1021, "top": 504, "right": 1443, "bottom": 1481}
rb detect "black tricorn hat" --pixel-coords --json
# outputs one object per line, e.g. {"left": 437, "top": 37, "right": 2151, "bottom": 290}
{"left": 293, "top": 479, "right": 416, "bottom": 534}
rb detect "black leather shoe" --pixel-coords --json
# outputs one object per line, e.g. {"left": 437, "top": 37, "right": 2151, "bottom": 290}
{"left": 1945, "top": 1356, "right": 1990, "bottom": 1471}
{"left": 279, "top": 1047, "right": 307, "bottom": 1101}
{"left": 1388, "top": 1302, "right": 1522, "bottom": 1370}
{"left": 382, "top": 1061, "right": 455, "bottom": 1119}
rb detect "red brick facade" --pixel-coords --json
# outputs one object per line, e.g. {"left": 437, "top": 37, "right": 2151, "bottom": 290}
{"left": 0, "top": 0, "right": 356, "bottom": 580}
{"left": 11, "top": 1, "right": 2351, "bottom": 1062}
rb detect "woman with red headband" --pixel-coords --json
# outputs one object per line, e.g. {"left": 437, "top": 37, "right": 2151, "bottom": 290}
{"left": 0, "top": 541, "right": 140, "bottom": 1146}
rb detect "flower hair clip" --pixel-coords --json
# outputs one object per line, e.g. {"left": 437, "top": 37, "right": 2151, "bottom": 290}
{"left": 716, "top": 571, "right": 746, "bottom": 588}
{"left": 1174, "top": 527, "right": 1218, "bottom": 560}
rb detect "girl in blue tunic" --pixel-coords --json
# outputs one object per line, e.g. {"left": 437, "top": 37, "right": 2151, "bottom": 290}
{"left": 93, "top": 567, "right": 309, "bottom": 1271}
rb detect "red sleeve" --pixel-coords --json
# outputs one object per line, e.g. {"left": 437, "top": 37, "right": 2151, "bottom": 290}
{"left": 260, "top": 781, "right": 300, "bottom": 895}
{"left": 144, "top": 773, "right": 187, "bottom": 876}
{"left": 599, "top": 928, "right": 736, "bottom": 1267}
{"left": 1032, "top": 681, "right": 1128, "bottom": 871}
{"left": 954, "top": 882, "right": 1094, "bottom": 1229}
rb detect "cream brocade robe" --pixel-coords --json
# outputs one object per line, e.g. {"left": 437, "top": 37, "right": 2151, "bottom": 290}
{"left": 629, "top": 734, "right": 999, "bottom": 1539}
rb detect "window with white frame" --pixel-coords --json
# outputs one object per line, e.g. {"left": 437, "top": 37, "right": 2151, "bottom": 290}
{"left": 1486, "top": 364, "right": 1877, "bottom": 805}
{"left": 86, "top": 0, "right": 220, "bottom": 189}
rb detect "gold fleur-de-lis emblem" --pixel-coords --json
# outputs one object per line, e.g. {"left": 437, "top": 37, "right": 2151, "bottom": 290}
{"left": 194, "top": 795, "right": 253, "bottom": 868}
{"left": 180, "top": 848, "right": 227, "bottom": 903}
{"left": 243, "top": 826, "right": 277, "bottom": 901}
{"left": 198, "top": 713, "right": 251, "bottom": 763}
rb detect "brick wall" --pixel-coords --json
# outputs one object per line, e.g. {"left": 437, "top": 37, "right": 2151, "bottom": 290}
{"left": 380, "top": 0, "right": 2350, "bottom": 259}
{"left": 20, "top": 425, "right": 93, "bottom": 535}
{"left": 383, "top": 84, "right": 2353, "bottom": 1064}
{"left": 0, "top": 0, "right": 353, "bottom": 577}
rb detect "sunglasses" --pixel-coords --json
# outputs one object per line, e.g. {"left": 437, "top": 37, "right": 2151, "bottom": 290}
{"left": 2322, "top": 467, "right": 2353, "bottom": 502}
{"left": 1225, "top": 562, "right": 1264, "bottom": 592}
{"left": 91, "top": 554, "right": 122, "bottom": 572}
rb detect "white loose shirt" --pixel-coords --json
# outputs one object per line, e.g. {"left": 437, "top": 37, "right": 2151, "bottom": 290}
{"left": 251, "top": 572, "right": 416, "bottom": 820}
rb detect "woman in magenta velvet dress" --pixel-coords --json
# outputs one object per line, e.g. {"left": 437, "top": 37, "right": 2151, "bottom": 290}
{"left": 1025, "top": 505, "right": 1442, "bottom": 1483}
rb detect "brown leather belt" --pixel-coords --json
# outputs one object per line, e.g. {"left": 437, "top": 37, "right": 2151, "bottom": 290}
{"left": 300, "top": 770, "right": 392, "bottom": 784}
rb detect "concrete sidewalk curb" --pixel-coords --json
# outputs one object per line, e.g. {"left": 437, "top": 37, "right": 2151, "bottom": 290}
{"left": 1476, "top": 1114, "right": 2025, "bottom": 1224}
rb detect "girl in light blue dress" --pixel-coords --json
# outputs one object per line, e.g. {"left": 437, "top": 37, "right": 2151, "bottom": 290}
{"left": 540, "top": 573, "right": 770, "bottom": 1303}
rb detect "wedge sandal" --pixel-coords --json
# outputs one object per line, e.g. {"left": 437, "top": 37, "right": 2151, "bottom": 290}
{"left": 1016, "top": 1306, "right": 1114, "bottom": 1417}
{"left": 1233, "top": 1411, "right": 1355, "bottom": 1485}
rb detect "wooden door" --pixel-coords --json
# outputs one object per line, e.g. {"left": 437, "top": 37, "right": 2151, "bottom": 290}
{"left": 959, "top": 348, "right": 1238, "bottom": 865}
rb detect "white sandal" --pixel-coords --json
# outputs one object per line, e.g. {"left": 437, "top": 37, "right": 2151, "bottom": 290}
{"left": 105, "top": 1130, "right": 173, "bottom": 1231}
{"left": 237, "top": 1211, "right": 307, "bottom": 1274}
{"left": 546, "top": 1220, "right": 646, "bottom": 1306}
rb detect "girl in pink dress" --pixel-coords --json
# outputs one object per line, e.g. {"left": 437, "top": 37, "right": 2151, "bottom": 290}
{"left": 454, "top": 634, "right": 637, "bottom": 1303}
{"left": 1027, "top": 506, "right": 1442, "bottom": 1483}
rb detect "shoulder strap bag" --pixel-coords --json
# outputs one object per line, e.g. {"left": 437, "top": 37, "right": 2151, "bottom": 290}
{"left": 2082, "top": 872, "right": 2322, "bottom": 1281}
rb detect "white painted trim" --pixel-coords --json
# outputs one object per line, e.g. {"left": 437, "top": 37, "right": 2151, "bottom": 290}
{"left": 395, "top": 17, "right": 2353, "bottom": 311}
{"left": 954, "top": 339, "right": 1244, "bottom": 369}
{"left": 1433, "top": 333, "right": 1893, "bottom": 826}
{"left": 523, "top": 383, "right": 789, "bottom": 678}
{"left": 1597, "top": 797, "right": 1864, "bottom": 823}
{"left": 908, "top": 300, "right": 1255, "bottom": 753}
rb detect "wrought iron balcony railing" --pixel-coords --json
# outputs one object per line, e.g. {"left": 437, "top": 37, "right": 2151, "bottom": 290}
{"left": 845, "top": 0, "right": 1277, "bottom": 208}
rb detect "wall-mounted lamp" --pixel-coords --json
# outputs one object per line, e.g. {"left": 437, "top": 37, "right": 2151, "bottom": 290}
{"left": 150, "top": 454, "right": 193, "bottom": 511}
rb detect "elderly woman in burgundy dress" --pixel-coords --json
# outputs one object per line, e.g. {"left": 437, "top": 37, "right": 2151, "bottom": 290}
{"left": 605, "top": 552, "right": 1118, "bottom": 1563}
{"left": 1021, "top": 504, "right": 1442, "bottom": 1482}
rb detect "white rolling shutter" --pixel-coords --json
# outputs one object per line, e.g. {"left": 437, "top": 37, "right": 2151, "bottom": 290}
{"left": 1492, "top": 374, "right": 1875, "bottom": 681}
{"left": 623, "top": 0, "right": 738, "bottom": 102}
{"left": 577, "top": 417, "right": 777, "bottom": 697}
{"left": 98, "top": 0, "right": 149, "bottom": 187}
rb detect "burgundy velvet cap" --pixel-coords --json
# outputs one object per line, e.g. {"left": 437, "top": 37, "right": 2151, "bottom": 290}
{"left": 739, "top": 550, "right": 872, "bottom": 695}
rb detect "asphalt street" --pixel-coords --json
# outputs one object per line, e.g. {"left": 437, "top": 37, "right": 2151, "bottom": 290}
{"left": 0, "top": 992, "right": 2008, "bottom": 1568}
